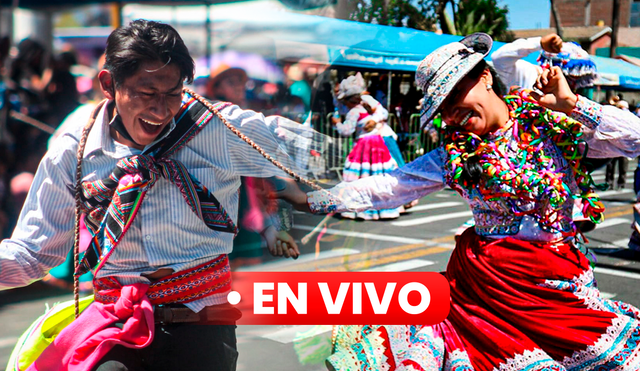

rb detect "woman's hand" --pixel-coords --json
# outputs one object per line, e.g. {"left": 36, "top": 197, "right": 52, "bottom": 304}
{"left": 540, "top": 33, "right": 563, "bottom": 54}
{"left": 530, "top": 66, "right": 578, "bottom": 115}
{"left": 261, "top": 226, "right": 300, "bottom": 259}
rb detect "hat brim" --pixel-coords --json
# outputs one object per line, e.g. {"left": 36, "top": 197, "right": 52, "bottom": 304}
{"left": 418, "top": 33, "right": 492, "bottom": 126}
{"left": 210, "top": 67, "right": 248, "bottom": 86}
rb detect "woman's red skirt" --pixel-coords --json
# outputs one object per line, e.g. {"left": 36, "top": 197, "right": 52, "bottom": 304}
{"left": 328, "top": 228, "right": 640, "bottom": 370}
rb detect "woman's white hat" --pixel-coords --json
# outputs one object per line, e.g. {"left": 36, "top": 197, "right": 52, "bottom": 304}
{"left": 415, "top": 33, "right": 493, "bottom": 125}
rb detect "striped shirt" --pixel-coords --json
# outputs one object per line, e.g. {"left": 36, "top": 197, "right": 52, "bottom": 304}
{"left": 0, "top": 99, "right": 299, "bottom": 312}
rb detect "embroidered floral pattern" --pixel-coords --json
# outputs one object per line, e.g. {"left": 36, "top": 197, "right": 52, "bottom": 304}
{"left": 495, "top": 348, "right": 565, "bottom": 371}
{"left": 561, "top": 315, "right": 640, "bottom": 370}
{"left": 538, "top": 268, "right": 640, "bottom": 370}
{"left": 570, "top": 96, "right": 602, "bottom": 130}
{"left": 445, "top": 349, "right": 474, "bottom": 371}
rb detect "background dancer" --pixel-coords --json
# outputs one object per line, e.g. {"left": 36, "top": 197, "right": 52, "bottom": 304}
{"left": 332, "top": 73, "right": 402, "bottom": 220}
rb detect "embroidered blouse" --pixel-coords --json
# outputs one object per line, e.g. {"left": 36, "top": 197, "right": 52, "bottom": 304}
{"left": 308, "top": 96, "right": 640, "bottom": 242}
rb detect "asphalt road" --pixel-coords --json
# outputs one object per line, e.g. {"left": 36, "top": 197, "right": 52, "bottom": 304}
{"left": 1, "top": 168, "right": 640, "bottom": 370}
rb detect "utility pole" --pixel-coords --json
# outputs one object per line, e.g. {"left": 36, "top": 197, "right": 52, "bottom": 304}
{"left": 610, "top": 0, "right": 620, "bottom": 58}
{"left": 550, "top": 0, "right": 563, "bottom": 38}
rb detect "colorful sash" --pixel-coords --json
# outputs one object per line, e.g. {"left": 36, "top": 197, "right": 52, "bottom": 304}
{"left": 93, "top": 254, "right": 232, "bottom": 305}
{"left": 76, "top": 96, "right": 237, "bottom": 275}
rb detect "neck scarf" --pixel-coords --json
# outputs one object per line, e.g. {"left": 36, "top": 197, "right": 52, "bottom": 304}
{"left": 443, "top": 89, "right": 604, "bottom": 236}
{"left": 76, "top": 96, "right": 237, "bottom": 276}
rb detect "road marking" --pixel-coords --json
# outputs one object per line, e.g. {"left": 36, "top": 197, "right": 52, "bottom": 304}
{"left": 293, "top": 225, "right": 431, "bottom": 244}
{"left": 590, "top": 171, "right": 634, "bottom": 182}
{"left": 237, "top": 248, "right": 361, "bottom": 272}
{"left": 259, "top": 240, "right": 453, "bottom": 272}
{"left": 408, "top": 201, "right": 463, "bottom": 212}
{"left": 391, "top": 210, "right": 474, "bottom": 227}
{"left": 600, "top": 292, "right": 617, "bottom": 300}
{"left": 612, "top": 239, "right": 630, "bottom": 247}
{"left": 261, "top": 325, "right": 330, "bottom": 344}
{"left": 361, "top": 259, "right": 435, "bottom": 272}
{"left": 594, "top": 267, "right": 640, "bottom": 280}
{"left": 596, "top": 189, "right": 634, "bottom": 197}
{"left": 596, "top": 218, "right": 631, "bottom": 229}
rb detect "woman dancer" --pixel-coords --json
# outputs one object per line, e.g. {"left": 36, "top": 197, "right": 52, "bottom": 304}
{"left": 283, "top": 33, "right": 640, "bottom": 370}
{"left": 333, "top": 73, "right": 401, "bottom": 220}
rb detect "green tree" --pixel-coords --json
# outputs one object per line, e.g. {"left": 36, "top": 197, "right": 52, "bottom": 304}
{"left": 340, "top": 0, "right": 511, "bottom": 40}
{"left": 455, "top": 0, "right": 511, "bottom": 41}
{"left": 433, "top": 0, "right": 512, "bottom": 41}
{"left": 345, "top": 0, "right": 438, "bottom": 31}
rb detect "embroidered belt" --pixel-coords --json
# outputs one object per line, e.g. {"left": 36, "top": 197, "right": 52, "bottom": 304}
{"left": 94, "top": 255, "right": 231, "bottom": 305}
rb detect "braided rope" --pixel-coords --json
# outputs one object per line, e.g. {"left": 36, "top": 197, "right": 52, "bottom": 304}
{"left": 72, "top": 91, "right": 324, "bottom": 315}
{"left": 73, "top": 101, "right": 106, "bottom": 318}
{"left": 183, "top": 87, "right": 324, "bottom": 192}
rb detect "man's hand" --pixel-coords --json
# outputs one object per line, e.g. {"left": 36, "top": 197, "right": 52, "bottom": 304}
{"left": 330, "top": 115, "right": 341, "bottom": 125}
{"left": 530, "top": 66, "right": 578, "bottom": 115}
{"left": 541, "top": 33, "right": 563, "bottom": 54}
{"left": 273, "top": 177, "right": 311, "bottom": 213}
{"left": 262, "top": 226, "right": 300, "bottom": 259}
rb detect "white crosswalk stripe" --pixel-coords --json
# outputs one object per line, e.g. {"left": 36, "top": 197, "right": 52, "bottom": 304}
{"left": 293, "top": 225, "right": 434, "bottom": 244}
{"left": 391, "top": 210, "right": 473, "bottom": 227}
{"left": 595, "top": 189, "right": 634, "bottom": 197}
{"left": 237, "top": 248, "right": 360, "bottom": 272}
{"left": 596, "top": 218, "right": 632, "bottom": 229}
{"left": 595, "top": 267, "right": 640, "bottom": 280}
{"left": 408, "top": 201, "right": 463, "bottom": 212}
{"left": 360, "top": 259, "right": 435, "bottom": 272}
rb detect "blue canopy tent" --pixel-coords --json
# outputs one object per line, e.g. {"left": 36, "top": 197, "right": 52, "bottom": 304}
{"left": 122, "top": 5, "right": 514, "bottom": 71}
{"left": 591, "top": 55, "right": 640, "bottom": 89}
{"left": 206, "top": 10, "right": 640, "bottom": 90}
{"left": 205, "top": 9, "right": 508, "bottom": 71}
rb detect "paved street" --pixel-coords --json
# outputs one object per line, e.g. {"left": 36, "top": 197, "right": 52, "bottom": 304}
{"left": 2, "top": 168, "right": 640, "bottom": 370}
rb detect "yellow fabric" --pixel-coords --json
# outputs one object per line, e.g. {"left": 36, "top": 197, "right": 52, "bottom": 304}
{"left": 6, "top": 295, "right": 94, "bottom": 371}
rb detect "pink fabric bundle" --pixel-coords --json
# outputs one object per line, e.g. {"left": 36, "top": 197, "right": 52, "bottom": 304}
{"left": 29, "top": 283, "right": 155, "bottom": 371}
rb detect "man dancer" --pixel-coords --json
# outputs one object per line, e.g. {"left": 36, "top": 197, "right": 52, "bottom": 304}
{"left": 0, "top": 19, "right": 305, "bottom": 370}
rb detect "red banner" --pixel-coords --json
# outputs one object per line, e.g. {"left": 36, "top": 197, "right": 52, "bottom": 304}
{"left": 229, "top": 272, "right": 450, "bottom": 325}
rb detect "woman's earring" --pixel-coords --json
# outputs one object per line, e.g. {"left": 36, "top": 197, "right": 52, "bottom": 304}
{"left": 486, "top": 84, "right": 492, "bottom": 90}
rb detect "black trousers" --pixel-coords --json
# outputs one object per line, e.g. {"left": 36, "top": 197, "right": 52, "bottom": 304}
{"left": 92, "top": 324, "right": 237, "bottom": 371}
{"left": 605, "top": 157, "right": 629, "bottom": 188}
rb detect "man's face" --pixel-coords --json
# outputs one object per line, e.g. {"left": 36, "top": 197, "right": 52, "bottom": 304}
{"left": 101, "top": 60, "right": 184, "bottom": 147}
{"left": 213, "top": 74, "right": 246, "bottom": 106}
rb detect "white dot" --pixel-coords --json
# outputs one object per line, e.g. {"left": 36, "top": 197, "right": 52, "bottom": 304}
{"left": 227, "top": 291, "right": 241, "bottom": 305}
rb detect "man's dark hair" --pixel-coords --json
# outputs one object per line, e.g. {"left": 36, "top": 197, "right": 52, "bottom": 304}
{"left": 104, "top": 19, "right": 194, "bottom": 86}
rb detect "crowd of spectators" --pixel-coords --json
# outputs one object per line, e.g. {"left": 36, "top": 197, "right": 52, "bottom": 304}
{"left": 0, "top": 36, "right": 85, "bottom": 240}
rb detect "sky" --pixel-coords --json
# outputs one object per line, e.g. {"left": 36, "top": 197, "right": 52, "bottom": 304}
{"left": 499, "top": 0, "right": 551, "bottom": 30}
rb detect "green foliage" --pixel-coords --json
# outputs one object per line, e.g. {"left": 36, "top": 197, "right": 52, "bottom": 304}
{"left": 453, "top": 0, "right": 512, "bottom": 41}
{"left": 344, "top": 0, "right": 512, "bottom": 41}
{"left": 347, "top": 0, "right": 438, "bottom": 31}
